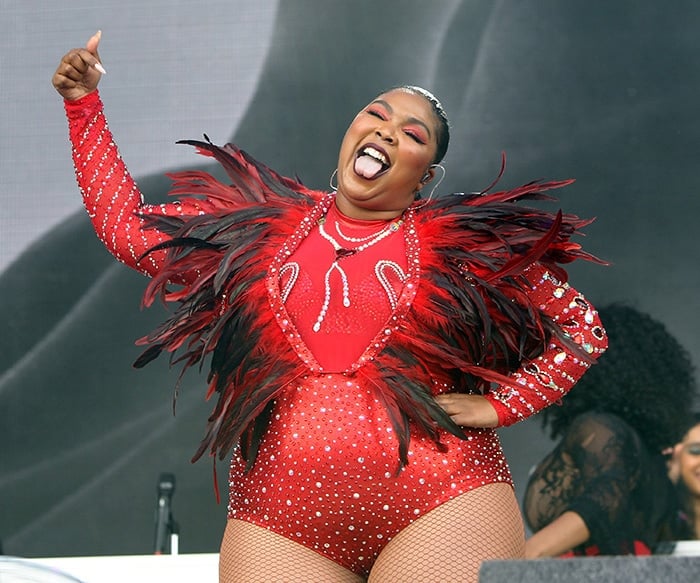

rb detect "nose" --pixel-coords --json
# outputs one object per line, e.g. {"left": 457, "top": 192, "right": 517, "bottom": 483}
{"left": 375, "top": 125, "right": 396, "bottom": 144}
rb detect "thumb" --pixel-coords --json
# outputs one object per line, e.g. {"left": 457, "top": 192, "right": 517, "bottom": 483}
{"left": 86, "top": 30, "right": 106, "bottom": 74}
{"left": 85, "top": 30, "right": 101, "bottom": 54}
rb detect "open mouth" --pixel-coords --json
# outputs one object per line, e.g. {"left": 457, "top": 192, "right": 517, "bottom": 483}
{"left": 354, "top": 144, "right": 390, "bottom": 179}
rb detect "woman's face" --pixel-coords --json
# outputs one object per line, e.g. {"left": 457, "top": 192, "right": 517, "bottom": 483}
{"left": 335, "top": 89, "right": 440, "bottom": 219}
{"left": 679, "top": 424, "right": 700, "bottom": 498}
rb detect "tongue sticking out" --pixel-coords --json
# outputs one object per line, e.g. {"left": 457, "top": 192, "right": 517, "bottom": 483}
{"left": 355, "top": 154, "right": 384, "bottom": 179}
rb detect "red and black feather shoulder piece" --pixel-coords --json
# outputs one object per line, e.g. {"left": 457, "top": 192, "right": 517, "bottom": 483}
{"left": 287, "top": 174, "right": 606, "bottom": 472}
{"left": 366, "top": 177, "right": 607, "bottom": 446}
{"left": 132, "top": 139, "right": 321, "bottom": 465}
{"left": 132, "top": 140, "right": 606, "bottom": 472}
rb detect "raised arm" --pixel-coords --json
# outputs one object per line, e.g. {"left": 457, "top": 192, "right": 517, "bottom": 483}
{"left": 52, "top": 32, "right": 207, "bottom": 277}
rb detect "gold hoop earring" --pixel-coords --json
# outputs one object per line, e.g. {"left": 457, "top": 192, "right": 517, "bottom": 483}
{"left": 329, "top": 169, "right": 338, "bottom": 192}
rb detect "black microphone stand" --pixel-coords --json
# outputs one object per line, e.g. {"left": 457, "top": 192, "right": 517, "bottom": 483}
{"left": 153, "top": 472, "right": 178, "bottom": 555}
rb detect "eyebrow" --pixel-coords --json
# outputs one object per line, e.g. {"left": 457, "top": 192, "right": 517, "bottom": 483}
{"left": 371, "top": 99, "right": 433, "bottom": 138}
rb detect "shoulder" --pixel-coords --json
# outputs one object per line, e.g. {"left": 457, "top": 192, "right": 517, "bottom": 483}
{"left": 564, "top": 411, "right": 642, "bottom": 457}
{"left": 569, "top": 411, "right": 630, "bottom": 432}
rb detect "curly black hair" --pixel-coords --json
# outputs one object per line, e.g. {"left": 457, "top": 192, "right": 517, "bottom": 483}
{"left": 540, "top": 303, "right": 698, "bottom": 453}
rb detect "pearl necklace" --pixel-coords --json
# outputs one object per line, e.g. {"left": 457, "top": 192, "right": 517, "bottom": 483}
{"left": 334, "top": 220, "right": 392, "bottom": 243}
{"left": 313, "top": 215, "right": 403, "bottom": 332}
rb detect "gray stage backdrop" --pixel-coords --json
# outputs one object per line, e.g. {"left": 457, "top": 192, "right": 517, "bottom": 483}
{"left": 1, "top": 0, "right": 698, "bottom": 558}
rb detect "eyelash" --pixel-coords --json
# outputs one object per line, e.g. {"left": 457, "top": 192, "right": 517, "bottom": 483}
{"left": 367, "top": 110, "right": 426, "bottom": 144}
{"left": 405, "top": 131, "right": 426, "bottom": 145}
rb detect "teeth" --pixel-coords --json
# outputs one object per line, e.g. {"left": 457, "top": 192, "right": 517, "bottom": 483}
{"left": 362, "top": 146, "right": 388, "bottom": 165}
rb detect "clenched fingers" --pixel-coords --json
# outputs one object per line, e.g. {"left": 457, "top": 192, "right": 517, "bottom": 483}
{"left": 52, "top": 31, "right": 105, "bottom": 101}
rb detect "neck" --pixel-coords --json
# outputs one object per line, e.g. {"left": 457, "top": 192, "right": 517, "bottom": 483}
{"left": 333, "top": 206, "right": 391, "bottom": 228}
{"left": 693, "top": 498, "right": 700, "bottom": 537}
{"left": 334, "top": 192, "right": 408, "bottom": 222}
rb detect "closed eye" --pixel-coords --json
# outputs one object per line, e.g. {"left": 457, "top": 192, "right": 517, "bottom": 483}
{"left": 367, "top": 108, "right": 388, "bottom": 120}
{"left": 405, "top": 130, "right": 426, "bottom": 144}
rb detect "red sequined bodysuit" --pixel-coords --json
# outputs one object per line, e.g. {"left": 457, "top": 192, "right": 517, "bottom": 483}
{"left": 64, "top": 91, "right": 607, "bottom": 576}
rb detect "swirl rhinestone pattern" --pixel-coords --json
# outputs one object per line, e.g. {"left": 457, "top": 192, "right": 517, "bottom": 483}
{"left": 486, "top": 268, "right": 608, "bottom": 425}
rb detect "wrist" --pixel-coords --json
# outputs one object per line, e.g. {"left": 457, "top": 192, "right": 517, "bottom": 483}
{"left": 64, "top": 89, "right": 100, "bottom": 105}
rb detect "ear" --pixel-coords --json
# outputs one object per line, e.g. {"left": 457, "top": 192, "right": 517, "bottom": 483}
{"left": 667, "top": 442, "right": 684, "bottom": 483}
{"left": 420, "top": 166, "right": 436, "bottom": 187}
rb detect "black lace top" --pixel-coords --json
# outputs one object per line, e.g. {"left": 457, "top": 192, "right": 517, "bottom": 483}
{"left": 523, "top": 412, "right": 685, "bottom": 555}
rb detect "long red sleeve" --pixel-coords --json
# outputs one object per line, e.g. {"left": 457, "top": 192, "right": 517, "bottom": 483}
{"left": 485, "top": 265, "right": 608, "bottom": 426}
{"left": 64, "top": 90, "right": 207, "bottom": 277}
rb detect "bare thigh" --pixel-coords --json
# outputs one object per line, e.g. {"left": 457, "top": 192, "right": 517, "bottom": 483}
{"left": 368, "top": 482, "right": 525, "bottom": 583}
{"left": 219, "top": 519, "right": 364, "bottom": 583}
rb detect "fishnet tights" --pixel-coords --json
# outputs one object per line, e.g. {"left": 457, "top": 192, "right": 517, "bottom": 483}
{"left": 368, "top": 483, "right": 525, "bottom": 582}
{"left": 220, "top": 519, "right": 363, "bottom": 583}
{"left": 219, "top": 483, "right": 524, "bottom": 582}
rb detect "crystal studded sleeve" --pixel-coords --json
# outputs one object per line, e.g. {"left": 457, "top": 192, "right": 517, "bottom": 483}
{"left": 484, "top": 265, "right": 608, "bottom": 427}
{"left": 64, "top": 90, "right": 205, "bottom": 277}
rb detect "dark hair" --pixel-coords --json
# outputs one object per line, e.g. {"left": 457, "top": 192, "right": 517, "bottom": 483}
{"left": 680, "top": 411, "right": 700, "bottom": 439}
{"left": 540, "top": 303, "right": 698, "bottom": 453}
{"left": 392, "top": 85, "right": 450, "bottom": 165}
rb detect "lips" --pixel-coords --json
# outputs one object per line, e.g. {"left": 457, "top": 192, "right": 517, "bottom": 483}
{"left": 354, "top": 143, "right": 390, "bottom": 180}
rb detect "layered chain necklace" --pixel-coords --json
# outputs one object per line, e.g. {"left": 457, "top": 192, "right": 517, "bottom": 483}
{"left": 313, "top": 214, "right": 403, "bottom": 332}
